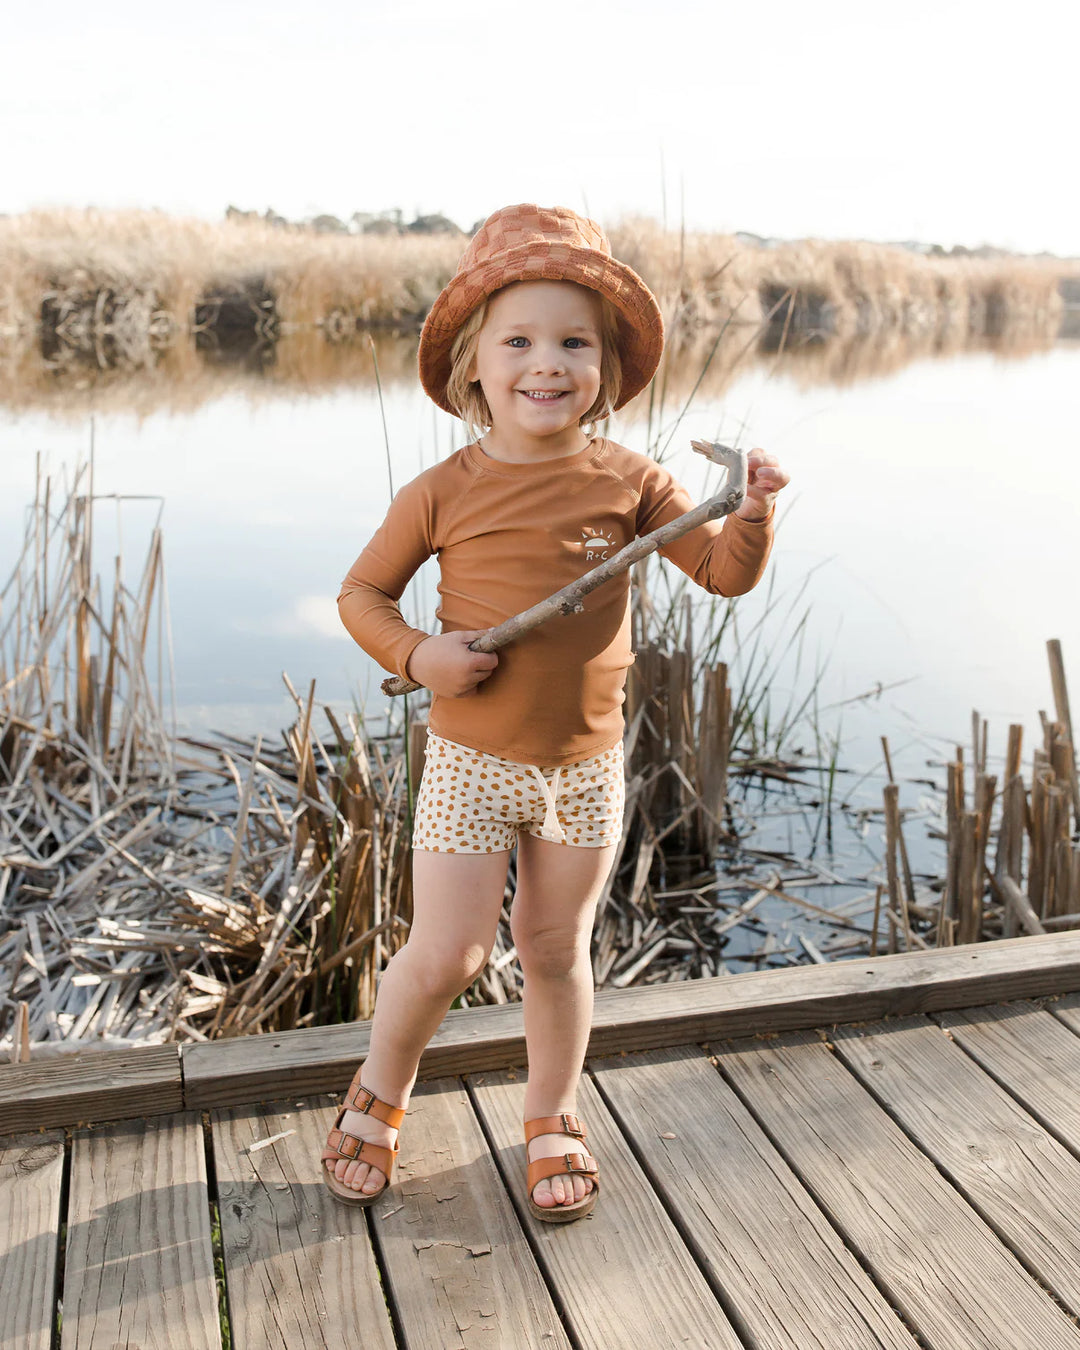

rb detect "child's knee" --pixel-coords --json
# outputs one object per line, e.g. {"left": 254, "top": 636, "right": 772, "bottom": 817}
{"left": 514, "top": 922, "right": 589, "bottom": 981}
{"left": 403, "top": 939, "right": 490, "bottom": 999}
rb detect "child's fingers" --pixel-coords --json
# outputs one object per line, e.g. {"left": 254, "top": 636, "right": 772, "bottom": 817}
{"left": 458, "top": 631, "right": 498, "bottom": 668}
{"left": 747, "top": 450, "right": 781, "bottom": 475}
{"left": 453, "top": 630, "right": 498, "bottom": 688}
{"left": 746, "top": 451, "right": 789, "bottom": 495}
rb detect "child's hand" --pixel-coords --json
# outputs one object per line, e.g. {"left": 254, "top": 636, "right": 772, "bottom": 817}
{"left": 406, "top": 630, "right": 498, "bottom": 697}
{"left": 737, "top": 448, "right": 789, "bottom": 522}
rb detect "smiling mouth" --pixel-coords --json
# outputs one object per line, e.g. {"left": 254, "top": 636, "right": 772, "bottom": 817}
{"left": 518, "top": 390, "right": 567, "bottom": 401}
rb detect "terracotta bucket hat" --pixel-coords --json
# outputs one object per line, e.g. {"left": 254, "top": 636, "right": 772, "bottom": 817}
{"left": 418, "top": 203, "right": 664, "bottom": 415}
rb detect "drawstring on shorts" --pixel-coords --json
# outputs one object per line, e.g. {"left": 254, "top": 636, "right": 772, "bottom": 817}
{"left": 528, "top": 765, "right": 566, "bottom": 843}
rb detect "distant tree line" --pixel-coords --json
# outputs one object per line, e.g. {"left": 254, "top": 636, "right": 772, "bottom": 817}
{"left": 224, "top": 206, "right": 475, "bottom": 237}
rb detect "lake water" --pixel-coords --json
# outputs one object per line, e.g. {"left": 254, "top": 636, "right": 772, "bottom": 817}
{"left": 2, "top": 335, "right": 1077, "bottom": 812}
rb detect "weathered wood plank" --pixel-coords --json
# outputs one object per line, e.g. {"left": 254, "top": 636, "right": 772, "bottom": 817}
{"left": 591, "top": 1044, "right": 919, "bottom": 1349}
{"left": 0, "top": 1045, "right": 182, "bottom": 1134}
{"left": 833, "top": 1014, "right": 1080, "bottom": 1316}
{"left": 0, "top": 1130, "right": 65, "bottom": 1350}
{"left": 719, "top": 1030, "right": 1080, "bottom": 1350}
{"left": 181, "top": 932, "right": 1080, "bottom": 1114}
{"left": 371, "top": 1077, "right": 570, "bottom": 1350}
{"left": 1051, "top": 990, "right": 1080, "bottom": 1037}
{"left": 936, "top": 1001, "right": 1080, "bottom": 1149}
{"left": 183, "top": 1022, "right": 371, "bottom": 1111}
{"left": 469, "top": 1068, "right": 743, "bottom": 1349}
{"left": 211, "top": 1095, "right": 396, "bottom": 1350}
{"left": 62, "top": 1112, "right": 221, "bottom": 1349}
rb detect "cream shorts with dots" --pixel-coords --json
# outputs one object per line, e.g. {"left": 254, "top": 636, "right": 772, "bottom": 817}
{"left": 412, "top": 732, "right": 625, "bottom": 853}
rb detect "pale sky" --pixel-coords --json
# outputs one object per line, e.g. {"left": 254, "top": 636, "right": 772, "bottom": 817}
{"left": 2, "top": 0, "right": 1077, "bottom": 256}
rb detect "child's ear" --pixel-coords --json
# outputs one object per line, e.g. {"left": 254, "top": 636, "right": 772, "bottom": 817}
{"left": 466, "top": 355, "right": 478, "bottom": 382}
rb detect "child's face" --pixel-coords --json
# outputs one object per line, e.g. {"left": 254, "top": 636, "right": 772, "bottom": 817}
{"left": 468, "top": 281, "right": 603, "bottom": 455}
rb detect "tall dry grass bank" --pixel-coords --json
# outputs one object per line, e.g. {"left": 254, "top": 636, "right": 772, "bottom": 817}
{"left": 0, "top": 209, "right": 463, "bottom": 344}
{"left": 609, "top": 216, "right": 1072, "bottom": 341}
{"left": 0, "top": 208, "right": 1075, "bottom": 415}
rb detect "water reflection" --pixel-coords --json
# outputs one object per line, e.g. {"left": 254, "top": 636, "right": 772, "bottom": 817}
{"left": 0, "top": 316, "right": 1065, "bottom": 420}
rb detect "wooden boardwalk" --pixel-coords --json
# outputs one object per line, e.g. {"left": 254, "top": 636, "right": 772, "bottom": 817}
{"left": 5, "top": 934, "right": 1080, "bottom": 1348}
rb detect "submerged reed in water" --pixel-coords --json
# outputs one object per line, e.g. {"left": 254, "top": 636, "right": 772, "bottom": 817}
{"left": 876, "top": 647, "right": 1080, "bottom": 955}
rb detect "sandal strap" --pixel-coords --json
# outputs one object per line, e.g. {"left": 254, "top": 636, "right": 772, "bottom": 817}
{"left": 524, "top": 1112, "right": 586, "bottom": 1144}
{"left": 342, "top": 1070, "right": 406, "bottom": 1129}
{"left": 527, "top": 1152, "right": 599, "bottom": 1194}
{"left": 322, "top": 1122, "right": 399, "bottom": 1178}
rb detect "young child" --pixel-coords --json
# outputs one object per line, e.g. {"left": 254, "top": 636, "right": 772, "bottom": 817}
{"left": 323, "top": 204, "right": 788, "bottom": 1222}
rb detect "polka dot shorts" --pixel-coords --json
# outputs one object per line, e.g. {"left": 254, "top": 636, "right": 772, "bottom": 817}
{"left": 412, "top": 733, "right": 625, "bottom": 853}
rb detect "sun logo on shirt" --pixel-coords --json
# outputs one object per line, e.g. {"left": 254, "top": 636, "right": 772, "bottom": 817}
{"left": 582, "top": 527, "right": 616, "bottom": 561}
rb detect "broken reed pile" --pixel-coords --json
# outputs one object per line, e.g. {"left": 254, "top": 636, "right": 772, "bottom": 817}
{"left": 0, "top": 458, "right": 420, "bottom": 1051}
{"left": 878, "top": 640, "right": 1080, "bottom": 954}
{"left": 4, "top": 460, "right": 873, "bottom": 1058}
{"left": 2, "top": 208, "right": 1073, "bottom": 376}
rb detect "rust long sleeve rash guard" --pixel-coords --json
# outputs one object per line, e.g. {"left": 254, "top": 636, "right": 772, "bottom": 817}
{"left": 338, "top": 437, "right": 774, "bottom": 766}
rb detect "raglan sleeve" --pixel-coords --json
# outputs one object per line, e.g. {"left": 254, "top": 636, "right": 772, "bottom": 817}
{"left": 637, "top": 459, "right": 774, "bottom": 596}
{"left": 337, "top": 475, "right": 437, "bottom": 680}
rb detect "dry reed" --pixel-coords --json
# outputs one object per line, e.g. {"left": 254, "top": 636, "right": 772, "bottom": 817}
{"left": 879, "top": 644, "right": 1080, "bottom": 951}
{"left": 1, "top": 458, "right": 871, "bottom": 1057}
{"left": 1, "top": 209, "right": 1074, "bottom": 420}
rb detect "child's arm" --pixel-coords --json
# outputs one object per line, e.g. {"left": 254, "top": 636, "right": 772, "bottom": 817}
{"left": 338, "top": 476, "right": 498, "bottom": 697}
{"left": 337, "top": 477, "right": 436, "bottom": 681}
{"left": 639, "top": 447, "right": 789, "bottom": 595}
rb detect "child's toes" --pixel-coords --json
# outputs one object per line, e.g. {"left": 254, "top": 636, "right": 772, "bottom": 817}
{"left": 343, "top": 1160, "right": 369, "bottom": 1190}
{"left": 532, "top": 1178, "right": 556, "bottom": 1208}
{"left": 360, "top": 1166, "right": 385, "bottom": 1194}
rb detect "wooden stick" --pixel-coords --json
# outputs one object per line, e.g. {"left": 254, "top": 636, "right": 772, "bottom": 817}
{"left": 995, "top": 873, "right": 1046, "bottom": 936}
{"left": 870, "top": 883, "right": 883, "bottom": 957}
{"left": 382, "top": 441, "right": 748, "bottom": 697}
{"left": 883, "top": 783, "right": 912, "bottom": 951}
{"left": 1005, "top": 723, "right": 1024, "bottom": 782}
{"left": 1048, "top": 637, "right": 1080, "bottom": 819}
{"left": 881, "top": 736, "right": 918, "bottom": 921}
{"left": 1048, "top": 639, "right": 1076, "bottom": 753}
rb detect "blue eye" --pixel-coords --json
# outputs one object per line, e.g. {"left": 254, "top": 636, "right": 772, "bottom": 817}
{"left": 507, "top": 336, "right": 528, "bottom": 348}
{"left": 564, "top": 337, "right": 589, "bottom": 349}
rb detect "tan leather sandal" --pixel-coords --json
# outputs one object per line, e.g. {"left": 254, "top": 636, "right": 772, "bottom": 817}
{"left": 524, "top": 1112, "right": 599, "bottom": 1224}
{"left": 321, "top": 1070, "right": 405, "bottom": 1207}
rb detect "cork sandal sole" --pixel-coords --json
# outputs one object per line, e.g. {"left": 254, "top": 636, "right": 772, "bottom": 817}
{"left": 323, "top": 1161, "right": 391, "bottom": 1208}
{"left": 527, "top": 1183, "right": 598, "bottom": 1223}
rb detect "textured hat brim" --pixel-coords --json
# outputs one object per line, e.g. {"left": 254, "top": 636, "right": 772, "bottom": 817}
{"left": 418, "top": 240, "right": 664, "bottom": 415}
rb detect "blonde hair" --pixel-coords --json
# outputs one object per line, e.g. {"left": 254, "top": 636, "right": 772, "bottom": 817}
{"left": 445, "top": 285, "right": 624, "bottom": 441}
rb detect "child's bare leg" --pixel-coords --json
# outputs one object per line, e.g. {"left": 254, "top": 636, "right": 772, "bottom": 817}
{"left": 510, "top": 834, "right": 616, "bottom": 1209}
{"left": 329, "top": 849, "right": 509, "bottom": 1194}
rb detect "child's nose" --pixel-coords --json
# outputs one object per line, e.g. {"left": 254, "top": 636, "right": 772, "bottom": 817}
{"left": 531, "top": 343, "right": 566, "bottom": 372}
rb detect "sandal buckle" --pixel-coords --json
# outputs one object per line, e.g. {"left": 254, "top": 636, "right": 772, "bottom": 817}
{"left": 338, "top": 1132, "right": 362, "bottom": 1159}
{"left": 560, "top": 1112, "right": 583, "bottom": 1137}
{"left": 349, "top": 1084, "right": 376, "bottom": 1114}
{"left": 564, "top": 1153, "right": 583, "bottom": 1173}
